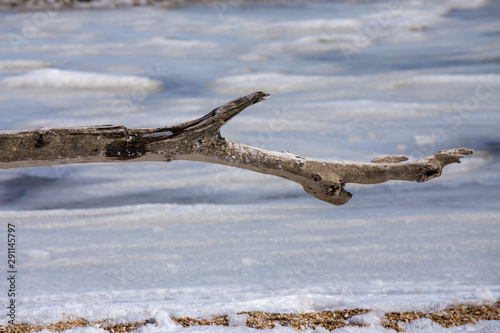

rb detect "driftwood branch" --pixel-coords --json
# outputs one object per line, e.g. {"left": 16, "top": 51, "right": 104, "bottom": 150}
{"left": 0, "top": 92, "right": 473, "bottom": 205}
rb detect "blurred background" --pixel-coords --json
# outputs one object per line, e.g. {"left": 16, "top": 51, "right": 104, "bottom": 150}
{"left": 0, "top": 0, "right": 499, "bottom": 328}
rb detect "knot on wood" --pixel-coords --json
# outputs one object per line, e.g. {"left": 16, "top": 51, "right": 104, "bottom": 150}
{"left": 302, "top": 180, "right": 352, "bottom": 206}
{"left": 35, "top": 128, "right": 56, "bottom": 148}
{"left": 321, "top": 183, "right": 342, "bottom": 196}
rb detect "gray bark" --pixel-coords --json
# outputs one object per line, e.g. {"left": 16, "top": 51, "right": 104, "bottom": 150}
{"left": 0, "top": 91, "right": 473, "bottom": 205}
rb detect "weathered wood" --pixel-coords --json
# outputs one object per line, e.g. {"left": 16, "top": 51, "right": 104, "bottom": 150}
{"left": 0, "top": 91, "right": 473, "bottom": 205}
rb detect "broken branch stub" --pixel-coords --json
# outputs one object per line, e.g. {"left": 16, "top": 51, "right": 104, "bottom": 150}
{"left": 0, "top": 92, "right": 473, "bottom": 205}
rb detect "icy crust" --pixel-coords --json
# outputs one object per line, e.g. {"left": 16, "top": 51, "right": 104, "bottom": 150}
{"left": 1, "top": 202, "right": 499, "bottom": 329}
{"left": 0, "top": 0, "right": 499, "bottom": 331}
{"left": 0, "top": 69, "right": 164, "bottom": 91}
{"left": 0, "top": 60, "right": 51, "bottom": 71}
{"left": 207, "top": 72, "right": 500, "bottom": 95}
{"left": 140, "top": 37, "right": 221, "bottom": 56}
{"left": 387, "top": 74, "right": 500, "bottom": 89}
{"left": 2, "top": 288, "right": 499, "bottom": 331}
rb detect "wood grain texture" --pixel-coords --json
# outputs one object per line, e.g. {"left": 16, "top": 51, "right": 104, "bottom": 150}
{"left": 0, "top": 92, "right": 473, "bottom": 205}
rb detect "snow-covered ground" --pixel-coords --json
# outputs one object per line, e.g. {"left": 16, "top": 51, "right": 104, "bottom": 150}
{"left": 0, "top": 0, "right": 499, "bottom": 331}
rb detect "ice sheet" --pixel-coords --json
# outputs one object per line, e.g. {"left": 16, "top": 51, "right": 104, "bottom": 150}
{"left": 0, "top": 0, "right": 499, "bottom": 332}
{"left": 1, "top": 68, "right": 163, "bottom": 91}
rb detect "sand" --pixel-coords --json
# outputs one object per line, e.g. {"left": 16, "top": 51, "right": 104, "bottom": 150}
{"left": 1, "top": 303, "right": 499, "bottom": 332}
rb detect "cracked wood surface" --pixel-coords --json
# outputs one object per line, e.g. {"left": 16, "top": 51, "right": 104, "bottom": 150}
{"left": 0, "top": 91, "right": 473, "bottom": 205}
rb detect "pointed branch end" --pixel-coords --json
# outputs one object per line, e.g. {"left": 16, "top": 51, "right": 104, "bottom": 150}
{"left": 451, "top": 148, "right": 475, "bottom": 161}
{"left": 431, "top": 148, "right": 474, "bottom": 164}
{"left": 209, "top": 91, "right": 270, "bottom": 128}
{"left": 253, "top": 91, "right": 271, "bottom": 103}
{"left": 418, "top": 148, "right": 474, "bottom": 182}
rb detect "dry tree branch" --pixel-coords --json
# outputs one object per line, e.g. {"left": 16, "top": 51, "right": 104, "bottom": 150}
{"left": 0, "top": 91, "right": 473, "bottom": 205}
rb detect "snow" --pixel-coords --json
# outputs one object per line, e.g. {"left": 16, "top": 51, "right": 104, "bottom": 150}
{"left": 347, "top": 312, "right": 382, "bottom": 326}
{"left": 249, "top": 18, "right": 362, "bottom": 36}
{"left": 387, "top": 74, "right": 500, "bottom": 89}
{"left": 0, "top": 60, "right": 51, "bottom": 71}
{"left": 1, "top": 69, "right": 164, "bottom": 91}
{"left": 141, "top": 37, "right": 220, "bottom": 56}
{"left": 0, "top": 0, "right": 499, "bottom": 332}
